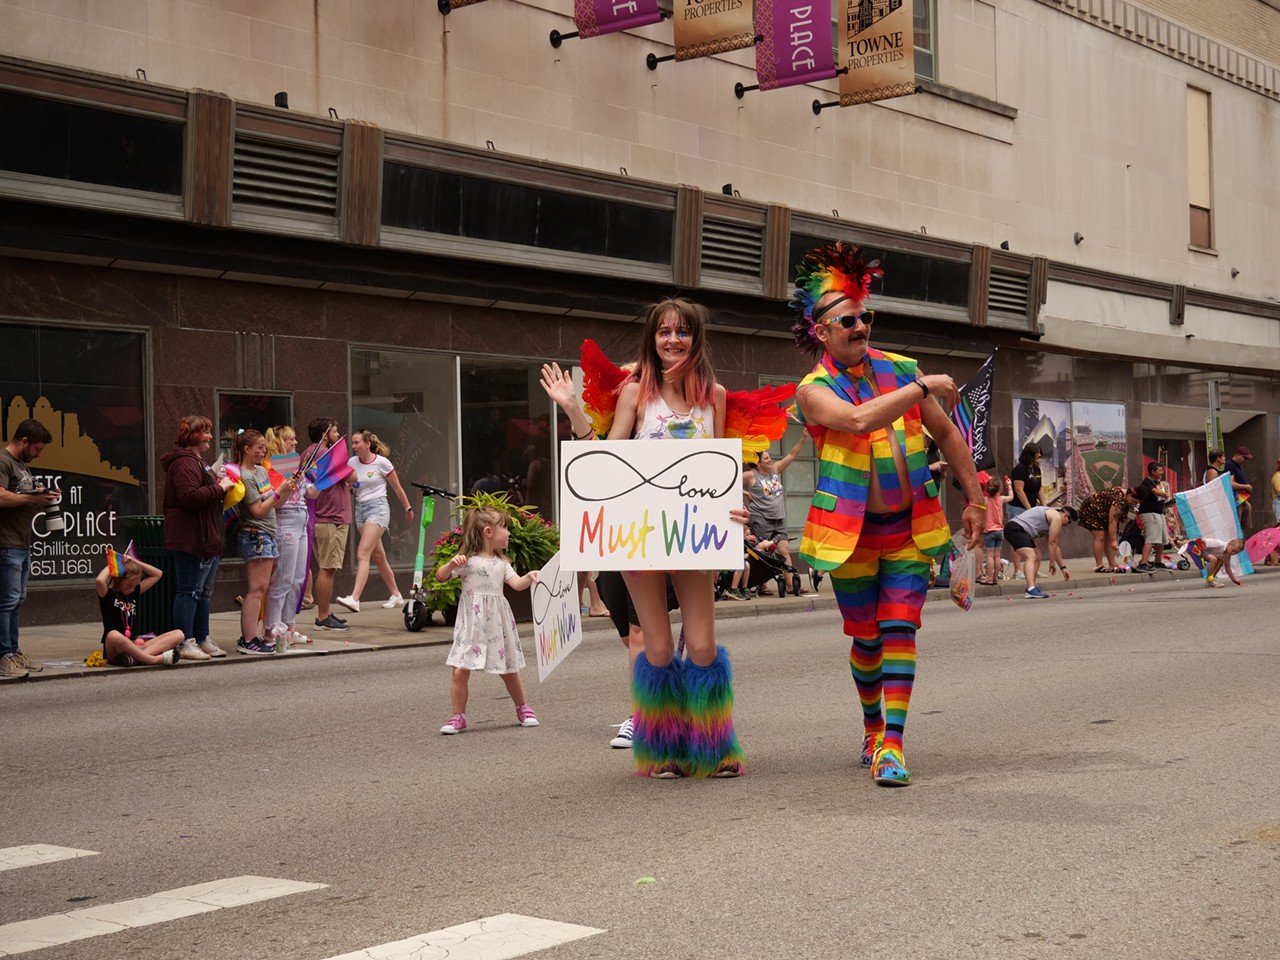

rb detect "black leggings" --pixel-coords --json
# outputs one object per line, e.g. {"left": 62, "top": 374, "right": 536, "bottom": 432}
{"left": 594, "top": 571, "right": 678, "bottom": 640}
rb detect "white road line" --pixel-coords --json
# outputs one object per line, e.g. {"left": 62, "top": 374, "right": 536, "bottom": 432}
{"left": 0, "top": 846, "right": 99, "bottom": 873}
{"left": 320, "top": 912, "right": 605, "bottom": 960}
{"left": 0, "top": 875, "right": 327, "bottom": 957}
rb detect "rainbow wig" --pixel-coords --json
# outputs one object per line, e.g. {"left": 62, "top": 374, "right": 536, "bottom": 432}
{"left": 790, "top": 242, "right": 883, "bottom": 356}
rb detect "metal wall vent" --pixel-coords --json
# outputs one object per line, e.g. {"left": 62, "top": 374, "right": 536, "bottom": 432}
{"left": 232, "top": 137, "right": 339, "bottom": 218}
{"left": 701, "top": 217, "right": 764, "bottom": 278}
{"left": 988, "top": 269, "right": 1030, "bottom": 316}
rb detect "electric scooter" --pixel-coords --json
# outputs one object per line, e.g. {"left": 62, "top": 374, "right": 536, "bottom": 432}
{"left": 404, "top": 481, "right": 458, "bottom": 632}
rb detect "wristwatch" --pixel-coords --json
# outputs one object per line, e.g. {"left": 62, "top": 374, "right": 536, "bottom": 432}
{"left": 914, "top": 378, "right": 929, "bottom": 398}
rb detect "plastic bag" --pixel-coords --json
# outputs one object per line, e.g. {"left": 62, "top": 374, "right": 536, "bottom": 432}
{"left": 947, "top": 532, "right": 976, "bottom": 612}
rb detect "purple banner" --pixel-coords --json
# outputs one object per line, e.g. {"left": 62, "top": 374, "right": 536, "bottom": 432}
{"left": 755, "top": 0, "right": 836, "bottom": 91}
{"left": 574, "top": 0, "right": 664, "bottom": 39}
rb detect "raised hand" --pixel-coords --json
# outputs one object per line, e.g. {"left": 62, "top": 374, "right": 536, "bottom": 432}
{"left": 539, "top": 362, "right": 577, "bottom": 409}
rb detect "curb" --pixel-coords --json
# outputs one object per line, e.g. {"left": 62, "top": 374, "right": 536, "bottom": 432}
{"left": 7, "top": 564, "right": 1269, "bottom": 685}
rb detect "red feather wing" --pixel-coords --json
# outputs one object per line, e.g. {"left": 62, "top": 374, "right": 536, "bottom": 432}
{"left": 725, "top": 383, "right": 798, "bottom": 462}
{"left": 580, "top": 340, "right": 631, "bottom": 439}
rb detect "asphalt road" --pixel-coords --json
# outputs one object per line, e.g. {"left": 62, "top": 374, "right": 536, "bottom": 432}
{"left": 3, "top": 576, "right": 1278, "bottom": 960}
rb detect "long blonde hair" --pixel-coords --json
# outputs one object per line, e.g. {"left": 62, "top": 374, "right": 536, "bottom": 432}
{"left": 459, "top": 506, "right": 508, "bottom": 558}
{"left": 265, "top": 425, "right": 295, "bottom": 456}
{"left": 354, "top": 428, "right": 390, "bottom": 458}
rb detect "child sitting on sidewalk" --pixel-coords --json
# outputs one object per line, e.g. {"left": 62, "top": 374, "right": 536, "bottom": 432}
{"left": 95, "top": 550, "right": 185, "bottom": 666}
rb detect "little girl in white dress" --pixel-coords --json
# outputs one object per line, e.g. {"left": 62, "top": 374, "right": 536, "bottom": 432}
{"left": 436, "top": 505, "right": 541, "bottom": 735}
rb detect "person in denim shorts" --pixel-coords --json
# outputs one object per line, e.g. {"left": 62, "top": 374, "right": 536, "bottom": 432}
{"left": 233, "top": 429, "right": 298, "bottom": 654}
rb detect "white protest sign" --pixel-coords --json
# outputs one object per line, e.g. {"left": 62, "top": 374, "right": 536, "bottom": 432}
{"left": 531, "top": 552, "right": 584, "bottom": 681}
{"left": 558, "top": 439, "right": 744, "bottom": 572}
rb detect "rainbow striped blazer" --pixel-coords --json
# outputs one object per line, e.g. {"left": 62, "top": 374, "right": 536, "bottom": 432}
{"left": 796, "top": 348, "right": 951, "bottom": 570}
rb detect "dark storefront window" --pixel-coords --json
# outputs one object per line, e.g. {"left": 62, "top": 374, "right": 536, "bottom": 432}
{"left": 0, "top": 91, "right": 184, "bottom": 195}
{"left": 1, "top": 322, "right": 149, "bottom": 583}
{"left": 789, "top": 233, "right": 969, "bottom": 308}
{"left": 216, "top": 393, "right": 293, "bottom": 465}
{"left": 460, "top": 360, "right": 557, "bottom": 521}
{"left": 350, "top": 349, "right": 461, "bottom": 568}
{"left": 382, "top": 162, "right": 674, "bottom": 264}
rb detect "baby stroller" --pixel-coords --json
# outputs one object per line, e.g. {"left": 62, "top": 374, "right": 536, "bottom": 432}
{"left": 1119, "top": 519, "right": 1191, "bottom": 570}
{"left": 716, "top": 540, "right": 805, "bottom": 599}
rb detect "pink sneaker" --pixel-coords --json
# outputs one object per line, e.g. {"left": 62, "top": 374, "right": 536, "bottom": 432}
{"left": 439, "top": 713, "right": 467, "bottom": 735}
{"left": 515, "top": 704, "right": 539, "bottom": 727}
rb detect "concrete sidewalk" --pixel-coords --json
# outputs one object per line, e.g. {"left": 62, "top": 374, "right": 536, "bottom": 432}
{"left": 3, "top": 559, "right": 1242, "bottom": 683}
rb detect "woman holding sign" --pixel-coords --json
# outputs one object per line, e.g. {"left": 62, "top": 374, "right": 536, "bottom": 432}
{"left": 541, "top": 298, "right": 749, "bottom": 779}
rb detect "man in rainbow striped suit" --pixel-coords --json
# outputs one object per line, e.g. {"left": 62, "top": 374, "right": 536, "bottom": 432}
{"left": 792, "top": 243, "right": 985, "bottom": 787}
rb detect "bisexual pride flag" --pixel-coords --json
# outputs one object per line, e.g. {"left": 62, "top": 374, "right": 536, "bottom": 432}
{"left": 306, "top": 438, "right": 353, "bottom": 492}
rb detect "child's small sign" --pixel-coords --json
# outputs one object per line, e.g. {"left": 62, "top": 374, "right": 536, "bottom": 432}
{"left": 531, "top": 552, "right": 583, "bottom": 682}
{"left": 558, "top": 439, "right": 745, "bottom": 572}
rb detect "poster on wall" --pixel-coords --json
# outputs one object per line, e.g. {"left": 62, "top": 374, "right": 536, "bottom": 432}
{"left": 1070, "top": 401, "right": 1127, "bottom": 505}
{"left": 1, "top": 323, "right": 149, "bottom": 583}
{"left": 1012, "top": 397, "right": 1071, "bottom": 507}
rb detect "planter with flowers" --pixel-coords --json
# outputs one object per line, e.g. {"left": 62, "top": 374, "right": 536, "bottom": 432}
{"left": 425, "top": 490, "right": 560, "bottom": 624}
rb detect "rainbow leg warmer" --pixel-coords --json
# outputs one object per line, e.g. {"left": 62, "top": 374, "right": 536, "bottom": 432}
{"left": 632, "top": 652, "right": 688, "bottom": 777}
{"left": 684, "top": 646, "right": 745, "bottom": 778}
{"left": 879, "top": 621, "right": 917, "bottom": 755}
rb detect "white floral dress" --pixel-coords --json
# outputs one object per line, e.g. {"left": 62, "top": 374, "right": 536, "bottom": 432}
{"left": 444, "top": 555, "right": 526, "bottom": 674}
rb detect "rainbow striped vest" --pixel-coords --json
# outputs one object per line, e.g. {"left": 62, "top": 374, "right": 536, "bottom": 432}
{"left": 797, "top": 348, "right": 951, "bottom": 570}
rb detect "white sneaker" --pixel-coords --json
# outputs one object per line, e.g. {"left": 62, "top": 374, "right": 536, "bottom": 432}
{"left": 161, "top": 649, "right": 180, "bottom": 666}
{"left": 179, "top": 638, "right": 211, "bottom": 661}
{"left": 610, "top": 716, "right": 634, "bottom": 749}
{"left": 382, "top": 594, "right": 404, "bottom": 609}
{"left": 198, "top": 638, "right": 227, "bottom": 658}
{"left": 335, "top": 595, "right": 361, "bottom": 613}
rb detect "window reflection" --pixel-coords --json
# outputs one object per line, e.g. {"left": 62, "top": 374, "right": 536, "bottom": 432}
{"left": 351, "top": 349, "right": 460, "bottom": 567}
{"left": 460, "top": 360, "right": 557, "bottom": 521}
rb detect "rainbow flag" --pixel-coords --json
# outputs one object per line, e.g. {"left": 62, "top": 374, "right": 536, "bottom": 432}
{"left": 106, "top": 546, "right": 127, "bottom": 578}
{"left": 307, "top": 437, "right": 353, "bottom": 492}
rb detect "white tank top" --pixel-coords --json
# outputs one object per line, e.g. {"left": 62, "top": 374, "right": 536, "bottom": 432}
{"left": 634, "top": 396, "right": 714, "bottom": 440}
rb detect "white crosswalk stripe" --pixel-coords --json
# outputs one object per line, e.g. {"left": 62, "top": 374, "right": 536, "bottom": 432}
{"left": 0, "top": 875, "right": 327, "bottom": 957}
{"left": 0, "top": 845, "right": 99, "bottom": 873}
{"left": 319, "top": 913, "right": 605, "bottom": 960}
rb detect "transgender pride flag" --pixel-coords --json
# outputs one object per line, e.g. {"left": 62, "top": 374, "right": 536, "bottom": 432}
{"left": 1175, "top": 473, "right": 1254, "bottom": 578}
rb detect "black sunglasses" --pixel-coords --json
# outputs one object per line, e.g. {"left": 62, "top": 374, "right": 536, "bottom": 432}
{"left": 823, "top": 310, "right": 875, "bottom": 329}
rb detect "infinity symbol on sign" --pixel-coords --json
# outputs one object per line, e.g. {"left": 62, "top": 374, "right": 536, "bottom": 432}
{"left": 565, "top": 449, "right": 740, "bottom": 503}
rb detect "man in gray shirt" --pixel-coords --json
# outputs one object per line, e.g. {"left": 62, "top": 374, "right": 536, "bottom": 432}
{"left": 0, "top": 419, "right": 60, "bottom": 678}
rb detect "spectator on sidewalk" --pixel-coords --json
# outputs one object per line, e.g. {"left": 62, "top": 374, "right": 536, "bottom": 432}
{"left": 746, "top": 435, "right": 807, "bottom": 594}
{"left": 0, "top": 418, "right": 59, "bottom": 678}
{"left": 304, "top": 418, "right": 351, "bottom": 632}
{"left": 1078, "top": 486, "right": 1140, "bottom": 573}
{"left": 1004, "top": 505, "right": 1076, "bottom": 599}
{"left": 978, "top": 474, "right": 1015, "bottom": 584}
{"left": 1136, "top": 463, "right": 1171, "bottom": 572}
{"left": 1225, "top": 446, "right": 1254, "bottom": 531}
{"left": 1008, "top": 443, "right": 1044, "bottom": 520}
{"left": 1202, "top": 537, "right": 1247, "bottom": 588}
{"left": 162, "top": 415, "right": 236, "bottom": 661}
{"left": 1202, "top": 449, "right": 1226, "bottom": 484}
{"left": 96, "top": 553, "right": 185, "bottom": 666}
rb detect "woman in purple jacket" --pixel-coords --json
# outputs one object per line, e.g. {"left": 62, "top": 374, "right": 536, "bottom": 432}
{"left": 161, "top": 415, "right": 235, "bottom": 661}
